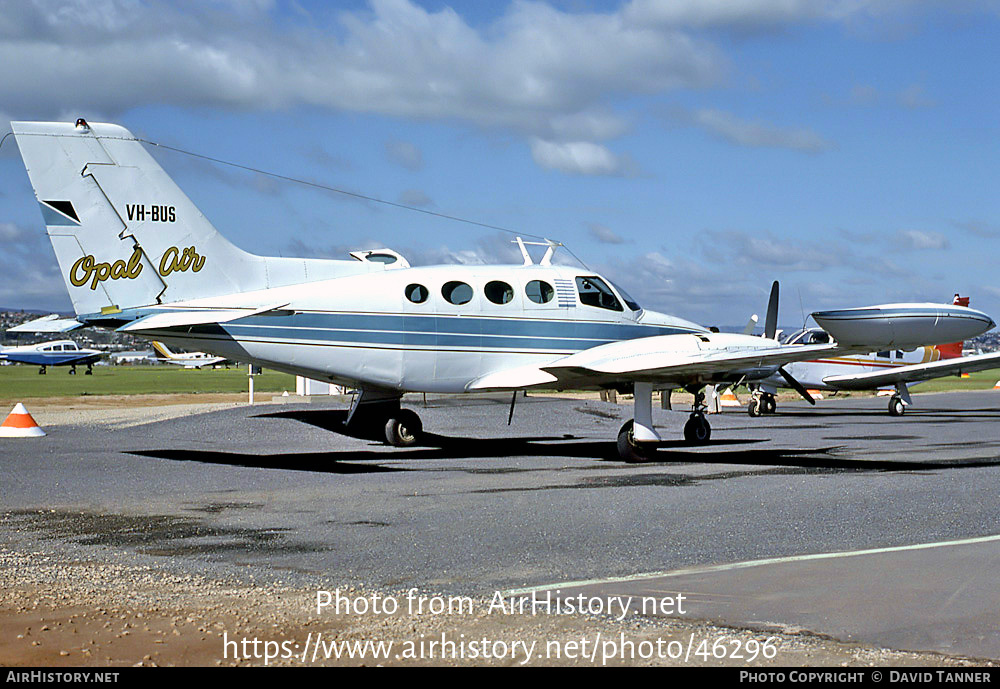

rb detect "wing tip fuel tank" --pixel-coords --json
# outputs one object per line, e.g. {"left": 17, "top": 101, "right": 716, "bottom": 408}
{"left": 812, "top": 303, "right": 995, "bottom": 348}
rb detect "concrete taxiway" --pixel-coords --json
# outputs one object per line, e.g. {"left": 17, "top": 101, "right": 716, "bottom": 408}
{"left": 3, "top": 391, "right": 1000, "bottom": 660}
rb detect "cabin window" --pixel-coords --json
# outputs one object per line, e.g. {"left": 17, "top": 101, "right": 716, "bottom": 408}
{"left": 575, "top": 276, "right": 623, "bottom": 312}
{"left": 877, "top": 351, "right": 891, "bottom": 358}
{"left": 367, "top": 253, "right": 397, "bottom": 264}
{"left": 405, "top": 283, "right": 429, "bottom": 304}
{"left": 485, "top": 280, "right": 514, "bottom": 305}
{"left": 442, "top": 281, "right": 473, "bottom": 305}
{"left": 525, "top": 280, "right": 554, "bottom": 304}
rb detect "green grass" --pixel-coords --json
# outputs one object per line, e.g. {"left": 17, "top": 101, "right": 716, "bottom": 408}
{"left": 907, "top": 368, "right": 1000, "bottom": 393}
{"left": 2, "top": 361, "right": 998, "bottom": 402}
{"left": 0, "top": 364, "right": 297, "bottom": 400}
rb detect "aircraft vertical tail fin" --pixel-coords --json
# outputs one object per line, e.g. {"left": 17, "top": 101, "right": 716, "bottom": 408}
{"left": 151, "top": 342, "right": 175, "bottom": 361}
{"left": 11, "top": 120, "right": 373, "bottom": 318}
{"left": 935, "top": 294, "right": 971, "bottom": 359}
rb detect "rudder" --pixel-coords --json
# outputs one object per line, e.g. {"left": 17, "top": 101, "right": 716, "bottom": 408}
{"left": 12, "top": 119, "right": 367, "bottom": 317}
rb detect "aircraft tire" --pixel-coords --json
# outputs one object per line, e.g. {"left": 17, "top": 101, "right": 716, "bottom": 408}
{"left": 763, "top": 394, "right": 777, "bottom": 414}
{"left": 384, "top": 409, "right": 423, "bottom": 447}
{"left": 684, "top": 414, "right": 711, "bottom": 444}
{"left": 888, "top": 395, "right": 905, "bottom": 417}
{"left": 616, "top": 420, "right": 650, "bottom": 463}
{"left": 747, "top": 398, "right": 762, "bottom": 417}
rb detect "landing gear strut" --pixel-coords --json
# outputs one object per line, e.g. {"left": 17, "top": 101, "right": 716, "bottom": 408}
{"left": 748, "top": 390, "right": 776, "bottom": 417}
{"left": 684, "top": 388, "right": 711, "bottom": 444}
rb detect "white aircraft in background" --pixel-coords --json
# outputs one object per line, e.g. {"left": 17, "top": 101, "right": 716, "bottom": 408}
{"left": 9, "top": 119, "right": 996, "bottom": 461}
{"left": 151, "top": 341, "right": 229, "bottom": 368}
{"left": 747, "top": 294, "right": 1000, "bottom": 417}
{"left": 0, "top": 339, "right": 102, "bottom": 374}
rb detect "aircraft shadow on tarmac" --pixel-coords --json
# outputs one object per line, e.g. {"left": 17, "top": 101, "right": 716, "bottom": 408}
{"left": 125, "top": 408, "right": 1000, "bottom": 475}
{"left": 770, "top": 407, "right": 1000, "bottom": 421}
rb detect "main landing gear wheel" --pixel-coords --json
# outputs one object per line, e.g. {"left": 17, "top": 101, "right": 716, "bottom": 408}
{"left": 748, "top": 392, "right": 776, "bottom": 417}
{"left": 888, "top": 395, "right": 905, "bottom": 417}
{"left": 617, "top": 420, "right": 651, "bottom": 463}
{"left": 683, "top": 414, "right": 711, "bottom": 444}
{"left": 762, "top": 393, "right": 776, "bottom": 414}
{"left": 384, "top": 409, "right": 423, "bottom": 447}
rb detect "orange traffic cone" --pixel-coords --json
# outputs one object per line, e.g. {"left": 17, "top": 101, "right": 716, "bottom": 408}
{"left": 0, "top": 403, "right": 46, "bottom": 437}
{"left": 719, "top": 388, "right": 742, "bottom": 407}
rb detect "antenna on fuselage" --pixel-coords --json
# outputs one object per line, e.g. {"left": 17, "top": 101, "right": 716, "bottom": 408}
{"left": 513, "top": 237, "right": 563, "bottom": 266}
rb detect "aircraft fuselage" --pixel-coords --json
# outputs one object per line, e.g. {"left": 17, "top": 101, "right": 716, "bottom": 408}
{"left": 140, "top": 264, "right": 707, "bottom": 393}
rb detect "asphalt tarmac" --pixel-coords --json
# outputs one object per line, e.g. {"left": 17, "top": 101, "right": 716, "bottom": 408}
{"left": 4, "top": 391, "right": 1000, "bottom": 659}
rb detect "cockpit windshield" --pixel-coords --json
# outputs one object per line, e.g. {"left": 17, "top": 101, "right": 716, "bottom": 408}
{"left": 610, "top": 281, "right": 642, "bottom": 312}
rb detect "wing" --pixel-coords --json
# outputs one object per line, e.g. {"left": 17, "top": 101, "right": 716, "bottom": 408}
{"left": 466, "top": 301, "right": 997, "bottom": 392}
{"left": 467, "top": 332, "right": 838, "bottom": 391}
{"left": 7, "top": 315, "right": 84, "bottom": 333}
{"left": 822, "top": 351, "right": 1000, "bottom": 390}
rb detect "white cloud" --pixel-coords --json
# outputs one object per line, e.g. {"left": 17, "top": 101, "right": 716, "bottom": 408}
{"left": 895, "top": 229, "right": 949, "bottom": 250}
{"left": 385, "top": 139, "right": 423, "bottom": 171}
{"left": 588, "top": 223, "right": 626, "bottom": 244}
{"left": 624, "top": 0, "right": 827, "bottom": 29}
{"left": 0, "top": 1, "right": 722, "bottom": 142}
{"left": 687, "top": 108, "right": 833, "bottom": 153}
{"left": 530, "top": 139, "right": 637, "bottom": 176}
{"left": 0, "top": 222, "right": 71, "bottom": 310}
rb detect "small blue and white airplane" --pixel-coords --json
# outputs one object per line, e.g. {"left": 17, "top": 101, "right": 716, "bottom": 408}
{"left": 9, "top": 120, "right": 996, "bottom": 460}
{"left": 0, "top": 338, "right": 102, "bottom": 374}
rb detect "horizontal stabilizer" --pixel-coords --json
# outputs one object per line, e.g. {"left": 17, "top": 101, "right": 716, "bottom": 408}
{"left": 6, "top": 314, "right": 84, "bottom": 333}
{"left": 118, "top": 303, "right": 290, "bottom": 333}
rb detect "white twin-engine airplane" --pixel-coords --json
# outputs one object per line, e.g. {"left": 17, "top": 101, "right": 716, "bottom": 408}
{"left": 748, "top": 295, "right": 1000, "bottom": 417}
{"left": 10, "top": 120, "right": 997, "bottom": 461}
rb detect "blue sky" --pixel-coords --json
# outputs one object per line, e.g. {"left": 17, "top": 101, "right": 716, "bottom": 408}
{"left": 1, "top": 0, "right": 998, "bottom": 327}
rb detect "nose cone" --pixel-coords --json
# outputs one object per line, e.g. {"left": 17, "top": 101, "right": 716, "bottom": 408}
{"left": 813, "top": 303, "right": 995, "bottom": 348}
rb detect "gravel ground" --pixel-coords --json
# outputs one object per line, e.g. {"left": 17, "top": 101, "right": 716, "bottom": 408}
{"left": 1, "top": 546, "right": 991, "bottom": 667}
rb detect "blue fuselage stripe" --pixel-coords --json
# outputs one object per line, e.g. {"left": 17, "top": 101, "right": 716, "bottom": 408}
{"left": 208, "top": 313, "right": 692, "bottom": 351}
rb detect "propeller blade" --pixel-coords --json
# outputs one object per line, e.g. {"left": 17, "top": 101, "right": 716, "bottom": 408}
{"left": 778, "top": 366, "right": 816, "bottom": 405}
{"left": 764, "top": 281, "right": 779, "bottom": 340}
